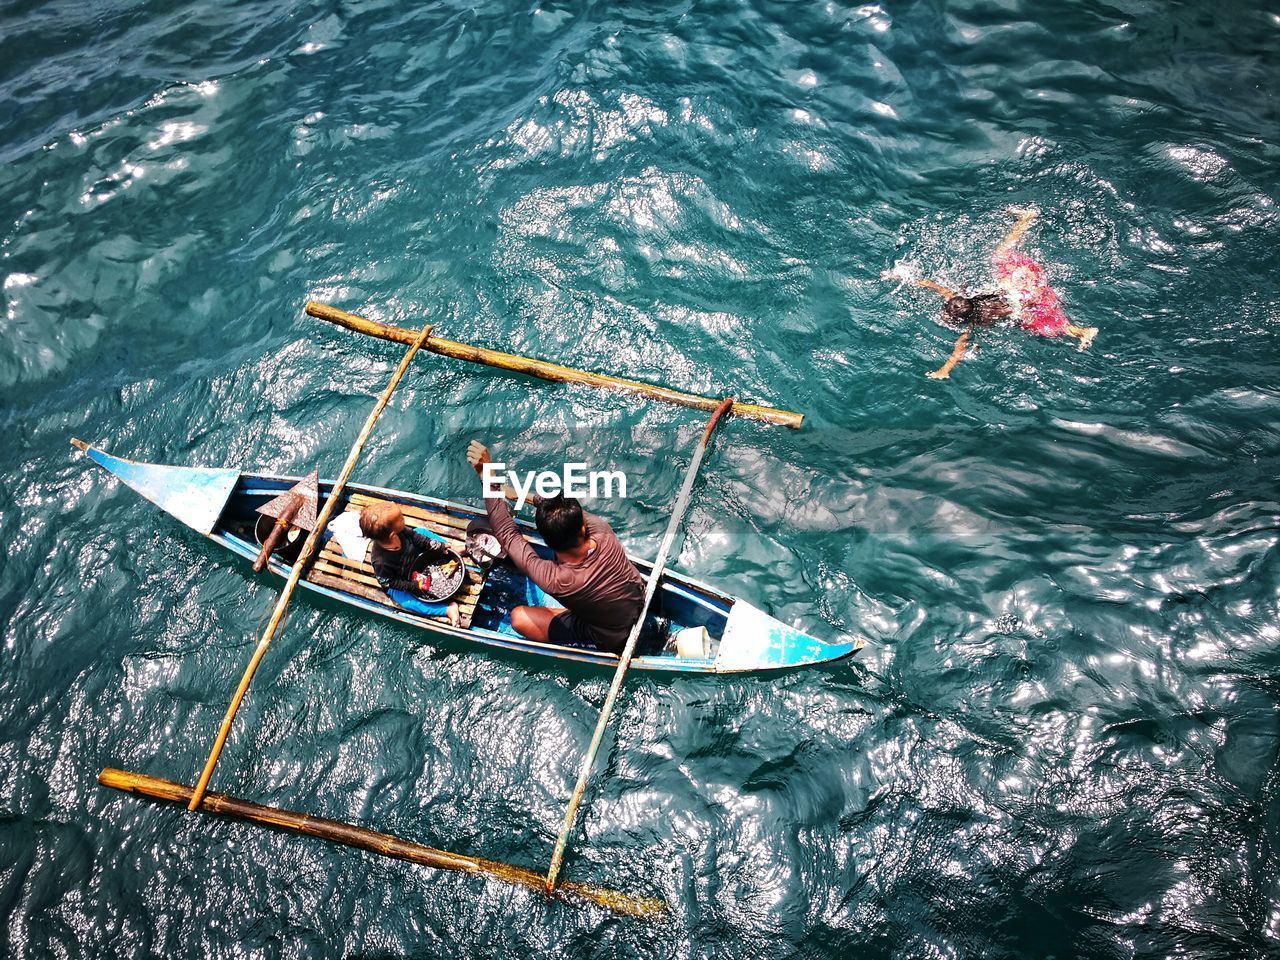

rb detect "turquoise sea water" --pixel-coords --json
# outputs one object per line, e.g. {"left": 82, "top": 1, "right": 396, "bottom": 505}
{"left": 3, "top": 1, "right": 1279, "bottom": 956}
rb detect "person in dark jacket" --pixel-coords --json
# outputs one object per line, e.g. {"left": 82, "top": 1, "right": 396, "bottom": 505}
{"left": 359, "top": 502, "right": 461, "bottom": 626}
{"left": 465, "top": 441, "right": 644, "bottom": 654}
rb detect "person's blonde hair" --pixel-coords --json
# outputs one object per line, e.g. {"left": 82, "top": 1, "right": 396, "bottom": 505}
{"left": 359, "top": 502, "right": 403, "bottom": 540}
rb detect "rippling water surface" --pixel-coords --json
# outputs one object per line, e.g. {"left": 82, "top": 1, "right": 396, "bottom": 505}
{"left": 3, "top": 1, "right": 1279, "bottom": 957}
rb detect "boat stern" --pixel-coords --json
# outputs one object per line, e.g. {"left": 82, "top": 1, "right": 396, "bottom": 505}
{"left": 713, "top": 600, "right": 864, "bottom": 673}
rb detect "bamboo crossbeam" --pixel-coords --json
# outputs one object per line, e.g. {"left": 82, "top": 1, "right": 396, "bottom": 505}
{"left": 100, "top": 768, "right": 664, "bottom": 918}
{"left": 305, "top": 301, "right": 804, "bottom": 429}
{"left": 187, "top": 322, "right": 435, "bottom": 810}
{"left": 545, "top": 396, "right": 736, "bottom": 892}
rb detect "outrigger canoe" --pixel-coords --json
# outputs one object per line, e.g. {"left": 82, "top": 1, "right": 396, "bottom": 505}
{"left": 75, "top": 441, "right": 863, "bottom": 674}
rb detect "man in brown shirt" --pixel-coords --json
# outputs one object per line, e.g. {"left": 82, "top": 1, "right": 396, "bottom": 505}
{"left": 466, "top": 441, "right": 644, "bottom": 654}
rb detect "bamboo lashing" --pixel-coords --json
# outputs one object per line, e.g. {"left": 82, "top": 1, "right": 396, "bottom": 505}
{"left": 545, "top": 396, "right": 735, "bottom": 892}
{"left": 186, "top": 322, "right": 434, "bottom": 810}
{"left": 101, "top": 768, "right": 664, "bottom": 918}
{"left": 305, "top": 301, "right": 804, "bottom": 429}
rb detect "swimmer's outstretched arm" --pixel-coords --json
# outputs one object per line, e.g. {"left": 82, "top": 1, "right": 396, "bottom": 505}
{"left": 912, "top": 278, "right": 959, "bottom": 299}
{"left": 995, "top": 206, "right": 1039, "bottom": 256}
{"left": 927, "top": 328, "right": 971, "bottom": 379}
{"left": 882, "top": 271, "right": 959, "bottom": 301}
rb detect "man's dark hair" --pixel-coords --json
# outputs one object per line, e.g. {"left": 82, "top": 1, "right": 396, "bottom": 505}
{"left": 536, "top": 495, "right": 585, "bottom": 551}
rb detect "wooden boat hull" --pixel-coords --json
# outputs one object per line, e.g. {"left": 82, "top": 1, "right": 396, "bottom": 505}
{"left": 74, "top": 442, "right": 864, "bottom": 674}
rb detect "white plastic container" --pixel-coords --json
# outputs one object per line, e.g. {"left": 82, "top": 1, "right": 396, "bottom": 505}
{"left": 674, "top": 626, "right": 711, "bottom": 658}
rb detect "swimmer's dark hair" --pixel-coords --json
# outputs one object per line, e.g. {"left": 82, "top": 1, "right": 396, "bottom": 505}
{"left": 943, "top": 293, "right": 1010, "bottom": 327}
{"left": 536, "top": 495, "right": 585, "bottom": 551}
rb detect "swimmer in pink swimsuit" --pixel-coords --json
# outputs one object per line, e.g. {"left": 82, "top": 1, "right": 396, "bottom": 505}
{"left": 883, "top": 208, "right": 1098, "bottom": 379}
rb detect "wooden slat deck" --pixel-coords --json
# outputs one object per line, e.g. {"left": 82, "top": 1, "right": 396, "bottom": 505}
{"left": 307, "top": 495, "right": 489, "bottom": 629}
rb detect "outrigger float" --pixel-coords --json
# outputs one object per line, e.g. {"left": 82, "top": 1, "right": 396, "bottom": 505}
{"left": 82, "top": 301, "right": 863, "bottom": 917}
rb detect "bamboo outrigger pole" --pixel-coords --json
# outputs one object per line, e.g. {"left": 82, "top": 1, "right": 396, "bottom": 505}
{"left": 186, "top": 321, "right": 434, "bottom": 810}
{"left": 102, "top": 768, "right": 664, "bottom": 918}
{"left": 305, "top": 301, "right": 804, "bottom": 429}
{"left": 545, "top": 396, "right": 735, "bottom": 892}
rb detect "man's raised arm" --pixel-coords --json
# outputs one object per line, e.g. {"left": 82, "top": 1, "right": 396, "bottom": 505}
{"left": 466, "top": 440, "right": 558, "bottom": 588}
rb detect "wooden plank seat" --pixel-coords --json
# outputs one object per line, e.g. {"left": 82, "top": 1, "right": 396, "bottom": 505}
{"left": 306, "top": 493, "right": 489, "bottom": 630}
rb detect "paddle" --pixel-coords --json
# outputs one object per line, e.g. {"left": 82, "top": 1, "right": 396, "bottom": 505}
{"left": 544, "top": 396, "right": 735, "bottom": 893}
{"left": 186, "top": 321, "right": 433, "bottom": 810}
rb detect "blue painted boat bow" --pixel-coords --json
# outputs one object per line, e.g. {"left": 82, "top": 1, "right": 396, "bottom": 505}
{"left": 71, "top": 438, "right": 240, "bottom": 536}
{"left": 714, "top": 600, "right": 862, "bottom": 672}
